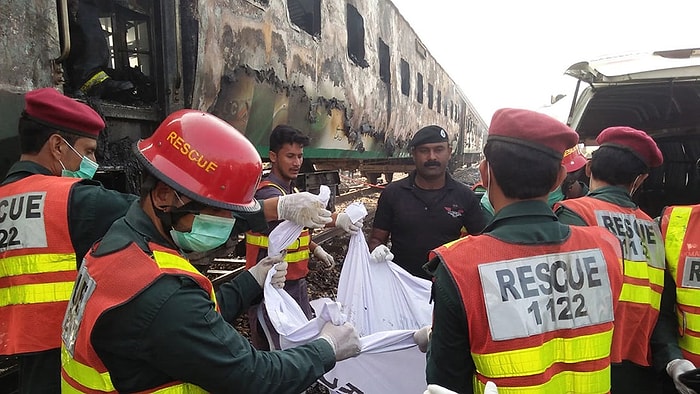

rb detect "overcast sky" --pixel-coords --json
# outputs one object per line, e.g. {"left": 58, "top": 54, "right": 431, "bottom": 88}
{"left": 390, "top": 0, "right": 700, "bottom": 124}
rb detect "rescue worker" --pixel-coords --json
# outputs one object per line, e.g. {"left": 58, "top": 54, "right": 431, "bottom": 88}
{"left": 0, "top": 87, "right": 136, "bottom": 393}
{"left": 368, "top": 125, "right": 485, "bottom": 279}
{"left": 245, "top": 124, "right": 362, "bottom": 350}
{"left": 658, "top": 204, "right": 700, "bottom": 394}
{"left": 420, "top": 108, "right": 625, "bottom": 392}
{"left": 59, "top": 109, "right": 361, "bottom": 393}
{"left": 554, "top": 126, "right": 693, "bottom": 393}
{"left": 479, "top": 144, "right": 588, "bottom": 222}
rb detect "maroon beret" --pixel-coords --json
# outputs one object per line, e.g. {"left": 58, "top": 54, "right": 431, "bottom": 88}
{"left": 23, "top": 87, "right": 104, "bottom": 138}
{"left": 596, "top": 126, "right": 663, "bottom": 167}
{"left": 487, "top": 108, "right": 579, "bottom": 159}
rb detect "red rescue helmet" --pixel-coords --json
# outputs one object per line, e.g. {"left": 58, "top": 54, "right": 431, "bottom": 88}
{"left": 562, "top": 145, "right": 587, "bottom": 173}
{"left": 135, "top": 109, "right": 262, "bottom": 212}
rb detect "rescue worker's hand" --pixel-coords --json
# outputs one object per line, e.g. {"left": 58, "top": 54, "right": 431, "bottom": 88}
{"left": 312, "top": 246, "right": 335, "bottom": 269}
{"left": 667, "top": 359, "right": 698, "bottom": 394}
{"left": 248, "top": 254, "right": 287, "bottom": 289}
{"left": 413, "top": 325, "right": 431, "bottom": 353}
{"left": 277, "top": 192, "right": 332, "bottom": 228}
{"left": 370, "top": 244, "right": 394, "bottom": 263}
{"left": 336, "top": 212, "right": 363, "bottom": 235}
{"left": 319, "top": 322, "right": 361, "bottom": 361}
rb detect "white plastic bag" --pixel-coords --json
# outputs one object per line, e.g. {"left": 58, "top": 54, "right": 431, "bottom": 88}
{"left": 263, "top": 201, "right": 433, "bottom": 393}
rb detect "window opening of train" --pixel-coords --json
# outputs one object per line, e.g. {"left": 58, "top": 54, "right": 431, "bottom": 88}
{"left": 417, "top": 73, "right": 424, "bottom": 103}
{"left": 346, "top": 4, "right": 368, "bottom": 67}
{"left": 379, "top": 39, "right": 391, "bottom": 84}
{"left": 401, "top": 59, "right": 410, "bottom": 96}
{"left": 428, "top": 83, "right": 434, "bottom": 109}
{"left": 287, "top": 0, "right": 321, "bottom": 37}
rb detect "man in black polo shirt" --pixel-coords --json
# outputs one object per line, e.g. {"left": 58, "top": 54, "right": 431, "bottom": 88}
{"left": 367, "top": 125, "right": 485, "bottom": 279}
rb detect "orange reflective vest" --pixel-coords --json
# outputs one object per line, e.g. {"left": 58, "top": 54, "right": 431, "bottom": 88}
{"left": 60, "top": 242, "right": 213, "bottom": 393}
{"left": 661, "top": 205, "right": 700, "bottom": 365}
{"left": 0, "top": 175, "right": 80, "bottom": 355}
{"left": 245, "top": 181, "right": 310, "bottom": 280}
{"left": 432, "top": 226, "right": 623, "bottom": 393}
{"left": 557, "top": 197, "right": 665, "bottom": 366}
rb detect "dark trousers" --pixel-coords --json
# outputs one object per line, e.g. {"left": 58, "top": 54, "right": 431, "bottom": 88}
{"left": 18, "top": 349, "right": 60, "bottom": 394}
{"left": 66, "top": 0, "right": 111, "bottom": 89}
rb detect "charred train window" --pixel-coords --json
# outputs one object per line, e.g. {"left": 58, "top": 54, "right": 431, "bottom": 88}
{"left": 64, "top": 1, "right": 155, "bottom": 104}
{"left": 437, "top": 90, "right": 442, "bottom": 113}
{"left": 346, "top": 4, "right": 368, "bottom": 67}
{"left": 428, "top": 83, "right": 434, "bottom": 109}
{"left": 287, "top": 0, "right": 321, "bottom": 37}
{"left": 416, "top": 73, "right": 424, "bottom": 103}
{"left": 379, "top": 39, "right": 391, "bottom": 83}
{"left": 401, "top": 59, "right": 410, "bottom": 96}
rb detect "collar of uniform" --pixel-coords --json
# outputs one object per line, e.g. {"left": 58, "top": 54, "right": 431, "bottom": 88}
{"left": 264, "top": 172, "right": 295, "bottom": 193}
{"left": 482, "top": 200, "right": 566, "bottom": 244}
{"left": 401, "top": 170, "right": 457, "bottom": 190}
{"left": 2, "top": 160, "right": 53, "bottom": 184}
{"left": 94, "top": 201, "right": 174, "bottom": 256}
{"left": 587, "top": 185, "right": 638, "bottom": 208}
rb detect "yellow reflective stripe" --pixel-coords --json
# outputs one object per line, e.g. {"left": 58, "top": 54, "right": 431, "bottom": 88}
{"left": 624, "top": 260, "right": 664, "bottom": 287}
{"left": 683, "top": 310, "right": 700, "bottom": 332}
{"left": 61, "top": 346, "right": 115, "bottom": 392}
{"left": 79, "top": 70, "right": 110, "bottom": 93}
{"left": 151, "top": 383, "right": 208, "bottom": 393}
{"left": 474, "top": 366, "right": 610, "bottom": 394}
{"left": 0, "top": 281, "right": 74, "bottom": 307}
{"left": 678, "top": 288, "right": 700, "bottom": 308}
{"left": 152, "top": 250, "right": 217, "bottom": 304}
{"left": 0, "top": 253, "right": 76, "bottom": 277}
{"left": 472, "top": 330, "right": 612, "bottom": 377}
{"left": 246, "top": 233, "right": 310, "bottom": 248}
{"left": 285, "top": 249, "right": 310, "bottom": 263}
{"left": 680, "top": 332, "right": 700, "bottom": 357}
{"left": 665, "top": 206, "right": 693, "bottom": 279}
{"left": 620, "top": 282, "right": 662, "bottom": 309}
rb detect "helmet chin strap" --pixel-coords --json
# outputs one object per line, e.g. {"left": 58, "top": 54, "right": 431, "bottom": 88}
{"left": 150, "top": 190, "right": 175, "bottom": 231}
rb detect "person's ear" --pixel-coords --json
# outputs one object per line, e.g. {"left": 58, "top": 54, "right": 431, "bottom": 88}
{"left": 152, "top": 182, "right": 176, "bottom": 211}
{"left": 48, "top": 134, "right": 64, "bottom": 160}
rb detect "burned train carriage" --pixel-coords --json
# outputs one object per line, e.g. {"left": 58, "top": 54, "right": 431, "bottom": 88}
{"left": 0, "top": 0, "right": 487, "bottom": 189}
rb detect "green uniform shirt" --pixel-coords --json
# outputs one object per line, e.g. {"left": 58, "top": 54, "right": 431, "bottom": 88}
{"left": 90, "top": 202, "right": 336, "bottom": 393}
{"left": 555, "top": 186, "right": 681, "bottom": 393}
{"left": 423, "top": 200, "right": 572, "bottom": 392}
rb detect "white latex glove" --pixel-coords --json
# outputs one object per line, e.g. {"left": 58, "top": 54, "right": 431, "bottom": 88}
{"left": 248, "top": 254, "right": 286, "bottom": 288}
{"left": 319, "top": 322, "right": 361, "bottom": 361}
{"left": 312, "top": 246, "right": 335, "bottom": 269}
{"left": 335, "top": 212, "right": 363, "bottom": 235}
{"left": 414, "top": 325, "right": 431, "bottom": 353}
{"left": 370, "top": 244, "right": 394, "bottom": 263}
{"left": 667, "top": 359, "right": 698, "bottom": 394}
{"left": 484, "top": 381, "right": 499, "bottom": 394}
{"left": 423, "top": 385, "right": 458, "bottom": 394}
{"left": 277, "top": 192, "right": 332, "bottom": 228}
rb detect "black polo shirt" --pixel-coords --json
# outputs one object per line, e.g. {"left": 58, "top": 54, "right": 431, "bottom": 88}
{"left": 373, "top": 171, "right": 485, "bottom": 279}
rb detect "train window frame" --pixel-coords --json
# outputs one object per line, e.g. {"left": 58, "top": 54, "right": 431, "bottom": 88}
{"left": 346, "top": 4, "right": 368, "bottom": 68}
{"left": 437, "top": 90, "right": 442, "bottom": 113}
{"left": 287, "top": 0, "right": 321, "bottom": 37}
{"left": 416, "top": 73, "right": 424, "bottom": 103}
{"left": 378, "top": 38, "right": 391, "bottom": 84}
{"left": 427, "top": 83, "right": 434, "bottom": 109}
{"left": 400, "top": 59, "right": 410, "bottom": 96}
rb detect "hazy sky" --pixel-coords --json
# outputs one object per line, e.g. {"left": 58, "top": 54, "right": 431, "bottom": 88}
{"left": 390, "top": 0, "right": 699, "bottom": 124}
